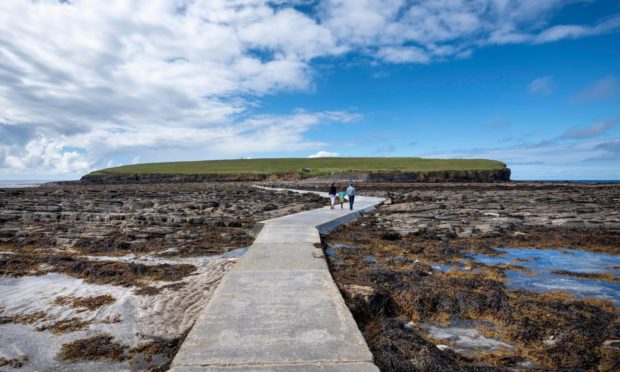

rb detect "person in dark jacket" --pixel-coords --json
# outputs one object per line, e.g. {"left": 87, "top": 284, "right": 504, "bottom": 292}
{"left": 328, "top": 182, "right": 337, "bottom": 209}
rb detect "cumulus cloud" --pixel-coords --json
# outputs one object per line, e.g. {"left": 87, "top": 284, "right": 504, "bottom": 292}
{"left": 308, "top": 151, "right": 340, "bottom": 158}
{"left": 427, "top": 137, "right": 620, "bottom": 168}
{"left": 534, "top": 15, "right": 620, "bottom": 43}
{"left": 528, "top": 76, "right": 554, "bottom": 95}
{"left": 425, "top": 119, "right": 620, "bottom": 178}
{"left": 4, "top": 137, "right": 91, "bottom": 175}
{"left": 0, "top": 0, "right": 352, "bottom": 176}
{"left": 320, "top": 0, "right": 620, "bottom": 62}
{"left": 571, "top": 76, "right": 619, "bottom": 102}
{"left": 562, "top": 119, "right": 618, "bottom": 139}
{"left": 377, "top": 46, "right": 430, "bottom": 64}
{"left": 593, "top": 139, "right": 620, "bottom": 160}
{"left": 0, "top": 0, "right": 619, "bottom": 176}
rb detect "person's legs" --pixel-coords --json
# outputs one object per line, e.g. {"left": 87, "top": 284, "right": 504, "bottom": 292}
{"left": 340, "top": 198, "right": 344, "bottom": 209}
{"left": 329, "top": 195, "right": 336, "bottom": 209}
{"left": 349, "top": 195, "right": 355, "bottom": 210}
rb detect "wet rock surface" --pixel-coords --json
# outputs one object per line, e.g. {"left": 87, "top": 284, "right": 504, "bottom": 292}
{"left": 284, "top": 181, "right": 620, "bottom": 239}
{"left": 0, "top": 182, "right": 325, "bottom": 371}
{"left": 0, "top": 182, "right": 324, "bottom": 259}
{"left": 323, "top": 182, "right": 620, "bottom": 371}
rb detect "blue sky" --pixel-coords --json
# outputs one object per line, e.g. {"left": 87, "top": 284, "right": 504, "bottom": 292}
{"left": 1, "top": 0, "right": 619, "bottom": 180}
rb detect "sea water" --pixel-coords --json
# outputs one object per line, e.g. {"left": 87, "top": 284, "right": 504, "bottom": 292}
{"left": 469, "top": 248, "right": 620, "bottom": 305}
{"left": 0, "top": 180, "right": 50, "bottom": 188}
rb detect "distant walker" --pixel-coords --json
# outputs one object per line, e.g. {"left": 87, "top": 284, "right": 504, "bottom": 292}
{"left": 328, "top": 182, "right": 337, "bottom": 210}
{"left": 346, "top": 183, "right": 356, "bottom": 210}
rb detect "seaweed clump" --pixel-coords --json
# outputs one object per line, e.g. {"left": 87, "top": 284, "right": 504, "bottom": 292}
{"left": 0, "top": 356, "right": 28, "bottom": 368}
{"left": 129, "top": 330, "right": 190, "bottom": 371}
{"left": 36, "top": 318, "right": 91, "bottom": 334}
{"left": 53, "top": 294, "right": 116, "bottom": 310}
{"left": 0, "top": 253, "right": 196, "bottom": 287}
{"left": 550, "top": 269, "right": 620, "bottom": 283}
{"left": 0, "top": 309, "right": 48, "bottom": 325}
{"left": 57, "top": 332, "right": 189, "bottom": 371}
{"left": 58, "top": 334, "right": 128, "bottom": 362}
{"left": 324, "top": 213, "right": 620, "bottom": 370}
{"left": 364, "top": 318, "right": 462, "bottom": 371}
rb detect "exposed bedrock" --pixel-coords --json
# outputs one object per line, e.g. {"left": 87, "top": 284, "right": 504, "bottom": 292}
{"left": 0, "top": 183, "right": 325, "bottom": 259}
{"left": 79, "top": 168, "right": 511, "bottom": 184}
{"left": 323, "top": 182, "right": 620, "bottom": 371}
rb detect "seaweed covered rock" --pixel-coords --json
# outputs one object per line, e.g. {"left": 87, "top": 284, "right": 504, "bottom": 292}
{"left": 364, "top": 318, "right": 462, "bottom": 371}
{"left": 340, "top": 284, "right": 396, "bottom": 323}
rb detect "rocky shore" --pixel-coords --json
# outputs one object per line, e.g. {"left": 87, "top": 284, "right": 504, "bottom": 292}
{"left": 1, "top": 180, "right": 618, "bottom": 371}
{"left": 0, "top": 182, "right": 324, "bottom": 258}
{"left": 0, "top": 182, "right": 324, "bottom": 370}
{"left": 319, "top": 182, "right": 619, "bottom": 370}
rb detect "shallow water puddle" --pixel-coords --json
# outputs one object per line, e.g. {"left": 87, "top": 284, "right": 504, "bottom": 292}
{"left": 430, "top": 262, "right": 480, "bottom": 273}
{"left": 0, "top": 251, "right": 238, "bottom": 370}
{"left": 324, "top": 243, "right": 356, "bottom": 257}
{"left": 325, "top": 243, "right": 357, "bottom": 266}
{"left": 220, "top": 246, "right": 249, "bottom": 258}
{"left": 420, "top": 320, "right": 513, "bottom": 356}
{"left": 86, "top": 245, "right": 249, "bottom": 264}
{"left": 470, "top": 248, "right": 620, "bottom": 305}
{"left": 0, "top": 273, "right": 137, "bottom": 370}
{"left": 324, "top": 243, "right": 382, "bottom": 267}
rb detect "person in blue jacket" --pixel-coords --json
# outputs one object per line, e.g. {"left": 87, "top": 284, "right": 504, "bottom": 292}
{"left": 346, "top": 183, "right": 356, "bottom": 210}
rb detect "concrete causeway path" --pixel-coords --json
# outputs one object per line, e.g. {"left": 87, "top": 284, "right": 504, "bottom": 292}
{"left": 171, "top": 188, "right": 385, "bottom": 371}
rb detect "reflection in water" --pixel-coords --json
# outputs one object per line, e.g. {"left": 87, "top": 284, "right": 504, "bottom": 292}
{"left": 420, "top": 320, "right": 513, "bottom": 356}
{"left": 325, "top": 243, "right": 356, "bottom": 257}
{"left": 221, "top": 247, "right": 249, "bottom": 258}
{"left": 470, "top": 248, "right": 620, "bottom": 305}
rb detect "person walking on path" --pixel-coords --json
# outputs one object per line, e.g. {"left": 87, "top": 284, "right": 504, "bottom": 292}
{"left": 328, "top": 182, "right": 337, "bottom": 210}
{"left": 337, "top": 189, "right": 347, "bottom": 209}
{"left": 346, "top": 183, "right": 356, "bottom": 210}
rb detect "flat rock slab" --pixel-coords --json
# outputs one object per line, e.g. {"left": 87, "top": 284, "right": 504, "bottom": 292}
{"left": 171, "top": 190, "right": 384, "bottom": 371}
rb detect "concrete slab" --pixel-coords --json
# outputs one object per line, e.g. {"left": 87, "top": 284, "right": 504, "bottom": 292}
{"left": 171, "top": 189, "right": 385, "bottom": 371}
{"left": 233, "top": 243, "right": 327, "bottom": 272}
{"left": 173, "top": 270, "right": 373, "bottom": 366}
{"left": 171, "top": 362, "right": 379, "bottom": 371}
{"left": 252, "top": 227, "right": 320, "bottom": 244}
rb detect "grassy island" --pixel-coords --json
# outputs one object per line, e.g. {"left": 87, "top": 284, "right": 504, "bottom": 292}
{"left": 85, "top": 157, "right": 507, "bottom": 178}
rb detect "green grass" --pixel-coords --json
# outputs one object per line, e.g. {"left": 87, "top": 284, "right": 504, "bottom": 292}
{"left": 86, "top": 157, "right": 506, "bottom": 177}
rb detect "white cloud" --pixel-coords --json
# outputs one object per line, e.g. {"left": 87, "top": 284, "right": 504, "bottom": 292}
{"left": 4, "top": 137, "right": 91, "bottom": 175}
{"left": 0, "top": 0, "right": 618, "bottom": 176}
{"left": 562, "top": 119, "right": 618, "bottom": 139}
{"left": 534, "top": 15, "right": 620, "bottom": 43}
{"left": 593, "top": 139, "right": 620, "bottom": 160}
{"left": 0, "top": 0, "right": 353, "bottom": 176}
{"left": 377, "top": 46, "right": 430, "bottom": 64}
{"left": 424, "top": 118, "right": 620, "bottom": 178}
{"left": 528, "top": 76, "right": 554, "bottom": 95}
{"left": 427, "top": 138, "right": 620, "bottom": 167}
{"left": 320, "top": 0, "right": 620, "bottom": 62}
{"left": 571, "top": 76, "right": 619, "bottom": 102}
{"left": 106, "top": 160, "right": 122, "bottom": 169}
{"left": 308, "top": 151, "right": 340, "bottom": 158}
